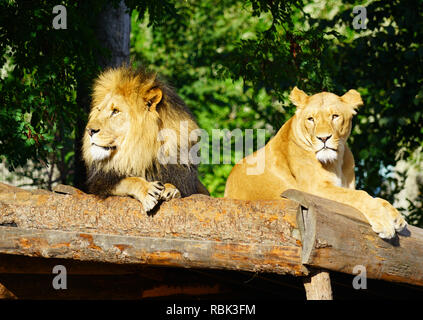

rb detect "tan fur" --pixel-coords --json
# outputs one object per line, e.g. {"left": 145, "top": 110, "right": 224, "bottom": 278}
{"left": 225, "top": 87, "right": 407, "bottom": 239}
{"left": 82, "top": 66, "right": 209, "bottom": 213}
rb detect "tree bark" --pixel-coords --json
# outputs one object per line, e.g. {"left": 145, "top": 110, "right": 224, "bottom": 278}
{"left": 2, "top": 183, "right": 422, "bottom": 296}
{"left": 303, "top": 269, "right": 332, "bottom": 300}
{"left": 95, "top": 1, "right": 131, "bottom": 69}
{"left": 0, "top": 183, "right": 305, "bottom": 276}
{"left": 73, "top": 1, "right": 131, "bottom": 190}
{"left": 283, "top": 189, "right": 423, "bottom": 287}
{"left": 0, "top": 283, "right": 16, "bottom": 300}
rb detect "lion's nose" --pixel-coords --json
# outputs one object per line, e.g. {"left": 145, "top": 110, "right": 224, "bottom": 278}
{"left": 87, "top": 128, "right": 100, "bottom": 137}
{"left": 317, "top": 135, "right": 332, "bottom": 143}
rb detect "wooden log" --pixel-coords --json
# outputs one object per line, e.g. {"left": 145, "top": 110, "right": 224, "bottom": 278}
{"left": 0, "top": 282, "right": 16, "bottom": 299}
{"left": 0, "top": 183, "right": 307, "bottom": 276}
{"left": 303, "top": 269, "right": 332, "bottom": 300}
{"left": 2, "top": 181, "right": 422, "bottom": 293}
{"left": 282, "top": 189, "right": 423, "bottom": 287}
{"left": 0, "top": 226, "right": 304, "bottom": 275}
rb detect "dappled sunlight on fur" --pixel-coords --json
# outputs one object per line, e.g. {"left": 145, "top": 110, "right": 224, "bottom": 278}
{"left": 82, "top": 66, "right": 209, "bottom": 212}
{"left": 225, "top": 87, "right": 407, "bottom": 239}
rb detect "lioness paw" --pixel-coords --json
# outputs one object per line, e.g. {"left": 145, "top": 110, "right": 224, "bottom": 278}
{"left": 161, "top": 183, "right": 181, "bottom": 201}
{"left": 393, "top": 216, "right": 407, "bottom": 232}
{"left": 369, "top": 218, "right": 396, "bottom": 239}
{"left": 369, "top": 198, "right": 407, "bottom": 239}
{"left": 140, "top": 181, "right": 165, "bottom": 212}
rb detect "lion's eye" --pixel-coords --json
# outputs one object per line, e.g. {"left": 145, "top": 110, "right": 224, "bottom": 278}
{"left": 332, "top": 114, "right": 339, "bottom": 120}
{"left": 307, "top": 117, "right": 314, "bottom": 122}
{"left": 111, "top": 108, "right": 120, "bottom": 116}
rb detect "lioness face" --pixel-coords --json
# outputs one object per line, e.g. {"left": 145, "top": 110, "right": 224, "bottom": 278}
{"left": 85, "top": 94, "right": 131, "bottom": 161}
{"left": 289, "top": 87, "right": 363, "bottom": 164}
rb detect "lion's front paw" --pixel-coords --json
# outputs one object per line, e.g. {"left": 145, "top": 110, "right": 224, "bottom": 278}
{"left": 368, "top": 198, "right": 407, "bottom": 239}
{"left": 140, "top": 181, "right": 165, "bottom": 212}
{"left": 161, "top": 183, "right": 181, "bottom": 201}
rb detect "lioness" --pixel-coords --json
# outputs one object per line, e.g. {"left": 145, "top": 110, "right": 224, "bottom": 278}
{"left": 82, "top": 66, "right": 209, "bottom": 213}
{"left": 225, "top": 87, "right": 407, "bottom": 239}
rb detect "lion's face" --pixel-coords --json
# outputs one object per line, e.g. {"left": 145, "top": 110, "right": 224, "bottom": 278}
{"left": 289, "top": 87, "right": 363, "bottom": 164}
{"left": 84, "top": 94, "right": 132, "bottom": 161}
{"left": 82, "top": 68, "right": 164, "bottom": 169}
{"left": 82, "top": 67, "right": 199, "bottom": 181}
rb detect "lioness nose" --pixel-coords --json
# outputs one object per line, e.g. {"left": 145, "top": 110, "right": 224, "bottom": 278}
{"left": 317, "top": 135, "right": 332, "bottom": 143}
{"left": 87, "top": 128, "right": 100, "bottom": 137}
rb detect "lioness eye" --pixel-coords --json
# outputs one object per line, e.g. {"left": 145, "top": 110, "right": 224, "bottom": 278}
{"left": 307, "top": 117, "right": 314, "bottom": 122}
{"left": 111, "top": 108, "right": 120, "bottom": 116}
{"left": 332, "top": 114, "right": 339, "bottom": 120}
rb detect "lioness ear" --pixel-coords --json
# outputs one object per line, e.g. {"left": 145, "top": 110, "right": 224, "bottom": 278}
{"left": 144, "top": 87, "right": 163, "bottom": 112}
{"left": 341, "top": 89, "right": 363, "bottom": 112}
{"left": 289, "top": 87, "right": 309, "bottom": 109}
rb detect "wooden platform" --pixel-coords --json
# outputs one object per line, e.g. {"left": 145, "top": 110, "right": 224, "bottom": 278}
{"left": 0, "top": 183, "right": 422, "bottom": 299}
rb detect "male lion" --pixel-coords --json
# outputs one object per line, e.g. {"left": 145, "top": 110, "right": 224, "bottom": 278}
{"left": 225, "top": 87, "right": 407, "bottom": 239}
{"left": 82, "top": 66, "right": 209, "bottom": 213}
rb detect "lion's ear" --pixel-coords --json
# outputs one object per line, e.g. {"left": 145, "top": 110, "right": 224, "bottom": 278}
{"left": 145, "top": 87, "right": 163, "bottom": 112}
{"left": 289, "top": 87, "right": 309, "bottom": 109}
{"left": 341, "top": 89, "right": 363, "bottom": 111}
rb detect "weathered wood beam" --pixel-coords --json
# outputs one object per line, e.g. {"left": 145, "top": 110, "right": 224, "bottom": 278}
{"left": 0, "top": 183, "right": 306, "bottom": 276}
{"left": 282, "top": 189, "right": 423, "bottom": 287}
{"left": 2, "top": 182, "right": 422, "bottom": 293}
{"left": 0, "top": 282, "right": 16, "bottom": 299}
{"left": 0, "top": 226, "right": 303, "bottom": 275}
{"left": 302, "top": 269, "right": 332, "bottom": 300}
